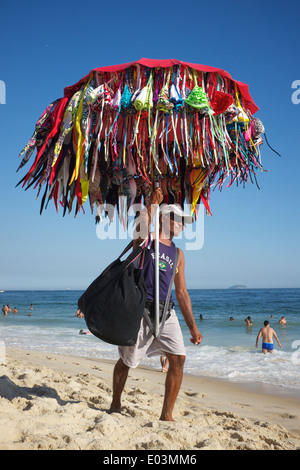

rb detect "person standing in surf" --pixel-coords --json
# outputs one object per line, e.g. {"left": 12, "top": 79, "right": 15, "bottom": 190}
{"left": 256, "top": 320, "right": 282, "bottom": 354}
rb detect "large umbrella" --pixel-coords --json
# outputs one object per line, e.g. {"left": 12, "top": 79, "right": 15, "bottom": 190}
{"left": 16, "top": 58, "right": 266, "bottom": 337}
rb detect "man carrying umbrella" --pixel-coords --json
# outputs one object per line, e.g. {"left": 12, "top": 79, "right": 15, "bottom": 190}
{"left": 109, "top": 188, "right": 203, "bottom": 421}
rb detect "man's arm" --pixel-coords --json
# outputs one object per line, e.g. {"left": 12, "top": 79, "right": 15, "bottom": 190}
{"left": 256, "top": 329, "right": 262, "bottom": 348}
{"left": 272, "top": 329, "right": 282, "bottom": 348}
{"left": 174, "top": 249, "right": 203, "bottom": 346}
{"left": 133, "top": 188, "right": 163, "bottom": 249}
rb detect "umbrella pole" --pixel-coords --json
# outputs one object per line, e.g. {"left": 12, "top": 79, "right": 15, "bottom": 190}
{"left": 154, "top": 182, "right": 160, "bottom": 337}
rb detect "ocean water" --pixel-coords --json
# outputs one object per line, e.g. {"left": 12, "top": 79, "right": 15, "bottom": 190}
{"left": 1, "top": 289, "right": 300, "bottom": 392}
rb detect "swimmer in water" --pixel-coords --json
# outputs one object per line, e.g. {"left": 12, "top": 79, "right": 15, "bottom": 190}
{"left": 256, "top": 320, "right": 282, "bottom": 354}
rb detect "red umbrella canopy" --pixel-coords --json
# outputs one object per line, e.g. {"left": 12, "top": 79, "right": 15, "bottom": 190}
{"left": 17, "top": 58, "right": 265, "bottom": 222}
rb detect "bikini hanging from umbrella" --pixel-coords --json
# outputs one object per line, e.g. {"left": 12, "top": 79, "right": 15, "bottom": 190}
{"left": 16, "top": 58, "right": 266, "bottom": 219}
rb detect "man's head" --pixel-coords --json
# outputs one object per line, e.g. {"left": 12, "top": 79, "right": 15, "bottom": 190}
{"left": 160, "top": 204, "right": 194, "bottom": 238}
{"left": 264, "top": 320, "right": 270, "bottom": 327}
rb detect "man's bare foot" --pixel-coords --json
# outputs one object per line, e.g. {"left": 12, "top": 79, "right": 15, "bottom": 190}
{"left": 159, "top": 415, "right": 176, "bottom": 422}
{"left": 108, "top": 405, "right": 121, "bottom": 414}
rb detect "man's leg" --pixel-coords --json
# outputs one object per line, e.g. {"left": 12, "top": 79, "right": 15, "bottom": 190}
{"left": 160, "top": 353, "right": 185, "bottom": 421}
{"left": 109, "top": 358, "right": 130, "bottom": 413}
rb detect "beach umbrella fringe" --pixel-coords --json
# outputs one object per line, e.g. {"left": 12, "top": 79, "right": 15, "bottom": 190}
{"left": 16, "top": 60, "right": 278, "bottom": 222}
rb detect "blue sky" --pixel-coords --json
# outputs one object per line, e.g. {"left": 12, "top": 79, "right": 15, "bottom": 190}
{"left": 0, "top": 0, "right": 299, "bottom": 290}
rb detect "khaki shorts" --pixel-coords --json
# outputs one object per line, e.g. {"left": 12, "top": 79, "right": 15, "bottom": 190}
{"left": 118, "top": 309, "right": 186, "bottom": 368}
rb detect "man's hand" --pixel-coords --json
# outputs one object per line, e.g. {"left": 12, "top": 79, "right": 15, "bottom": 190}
{"left": 150, "top": 187, "right": 164, "bottom": 205}
{"left": 133, "top": 187, "right": 163, "bottom": 246}
{"left": 190, "top": 327, "right": 203, "bottom": 346}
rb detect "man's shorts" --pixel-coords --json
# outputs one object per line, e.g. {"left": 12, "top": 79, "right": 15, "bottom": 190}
{"left": 262, "top": 342, "right": 274, "bottom": 351}
{"left": 118, "top": 309, "right": 186, "bottom": 368}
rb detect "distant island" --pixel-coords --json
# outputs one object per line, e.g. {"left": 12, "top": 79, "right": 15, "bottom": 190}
{"left": 228, "top": 285, "right": 248, "bottom": 290}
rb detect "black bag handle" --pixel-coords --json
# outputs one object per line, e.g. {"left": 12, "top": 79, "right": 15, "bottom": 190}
{"left": 118, "top": 240, "right": 134, "bottom": 259}
{"left": 119, "top": 236, "right": 150, "bottom": 271}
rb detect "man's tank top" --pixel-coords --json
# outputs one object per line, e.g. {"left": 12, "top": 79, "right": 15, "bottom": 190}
{"left": 142, "top": 239, "right": 177, "bottom": 302}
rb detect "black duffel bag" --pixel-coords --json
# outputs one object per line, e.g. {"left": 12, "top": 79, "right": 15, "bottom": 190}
{"left": 78, "top": 240, "right": 147, "bottom": 346}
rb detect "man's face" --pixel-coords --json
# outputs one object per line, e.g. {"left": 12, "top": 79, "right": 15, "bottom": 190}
{"left": 162, "top": 214, "right": 184, "bottom": 238}
{"left": 171, "top": 216, "right": 184, "bottom": 237}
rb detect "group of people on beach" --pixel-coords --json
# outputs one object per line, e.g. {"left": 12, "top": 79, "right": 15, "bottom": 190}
{"left": 2, "top": 304, "right": 18, "bottom": 315}
{"left": 2, "top": 304, "right": 33, "bottom": 316}
{"left": 202, "top": 312, "right": 286, "bottom": 355}
{"left": 229, "top": 314, "right": 286, "bottom": 354}
{"left": 230, "top": 315, "right": 285, "bottom": 353}
{"left": 228, "top": 315, "right": 287, "bottom": 326}
{"left": 231, "top": 315, "right": 286, "bottom": 354}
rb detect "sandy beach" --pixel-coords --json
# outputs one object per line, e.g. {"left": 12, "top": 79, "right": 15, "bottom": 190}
{"left": 0, "top": 347, "right": 300, "bottom": 451}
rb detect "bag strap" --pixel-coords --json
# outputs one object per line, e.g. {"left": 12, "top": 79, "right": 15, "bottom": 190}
{"left": 143, "top": 247, "right": 179, "bottom": 338}
{"left": 118, "top": 240, "right": 134, "bottom": 259}
{"left": 119, "top": 236, "right": 149, "bottom": 269}
{"left": 159, "top": 247, "right": 179, "bottom": 335}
